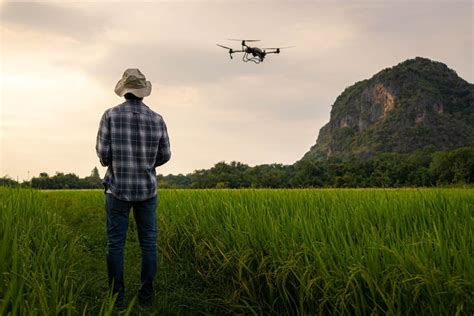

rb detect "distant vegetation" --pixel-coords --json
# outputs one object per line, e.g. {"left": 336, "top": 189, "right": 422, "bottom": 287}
{"left": 159, "top": 146, "right": 474, "bottom": 188}
{"left": 1, "top": 167, "right": 103, "bottom": 189}
{"left": 1, "top": 146, "right": 473, "bottom": 190}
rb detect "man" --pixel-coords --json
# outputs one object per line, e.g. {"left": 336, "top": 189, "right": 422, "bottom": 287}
{"left": 96, "top": 68, "right": 171, "bottom": 307}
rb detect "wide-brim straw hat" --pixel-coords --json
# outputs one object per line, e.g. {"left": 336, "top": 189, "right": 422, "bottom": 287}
{"left": 114, "top": 68, "right": 152, "bottom": 98}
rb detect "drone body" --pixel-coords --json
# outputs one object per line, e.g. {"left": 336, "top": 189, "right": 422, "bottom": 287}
{"left": 217, "top": 39, "right": 294, "bottom": 64}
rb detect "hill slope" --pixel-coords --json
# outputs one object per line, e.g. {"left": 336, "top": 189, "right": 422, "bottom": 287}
{"left": 303, "top": 57, "right": 474, "bottom": 161}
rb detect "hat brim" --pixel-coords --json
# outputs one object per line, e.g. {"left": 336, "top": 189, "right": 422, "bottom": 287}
{"left": 114, "top": 80, "right": 152, "bottom": 98}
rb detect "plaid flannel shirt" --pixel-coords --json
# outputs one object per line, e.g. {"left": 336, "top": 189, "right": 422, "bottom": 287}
{"left": 96, "top": 99, "right": 171, "bottom": 201}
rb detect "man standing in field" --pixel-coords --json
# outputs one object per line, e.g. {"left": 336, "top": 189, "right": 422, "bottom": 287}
{"left": 96, "top": 68, "right": 171, "bottom": 307}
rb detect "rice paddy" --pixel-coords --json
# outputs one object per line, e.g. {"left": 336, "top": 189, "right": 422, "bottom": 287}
{"left": 0, "top": 187, "right": 473, "bottom": 315}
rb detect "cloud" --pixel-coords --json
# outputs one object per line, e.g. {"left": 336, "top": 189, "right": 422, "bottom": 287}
{"left": 83, "top": 41, "right": 264, "bottom": 86}
{"left": 0, "top": 2, "right": 107, "bottom": 41}
{"left": 28, "top": 1, "right": 363, "bottom": 87}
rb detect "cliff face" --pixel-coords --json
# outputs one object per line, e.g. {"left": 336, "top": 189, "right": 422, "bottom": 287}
{"left": 303, "top": 57, "right": 474, "bottom": 161}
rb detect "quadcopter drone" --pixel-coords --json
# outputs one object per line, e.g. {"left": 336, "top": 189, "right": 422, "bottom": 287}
{"left": 216, "top": 39, "right": 295, "bottom": 64}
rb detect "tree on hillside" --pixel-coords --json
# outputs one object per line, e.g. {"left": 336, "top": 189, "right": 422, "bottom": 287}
{"left": 84, "top": 167, "right": 102, "bottom": 189}
{"left": 91, "top": 167, "right": 100, "bottom": 178}
{"left": 431, "top": 147, "right": 474, "bottom": 184}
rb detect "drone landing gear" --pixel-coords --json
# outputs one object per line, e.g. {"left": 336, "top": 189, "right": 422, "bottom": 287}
{"left": 243, "top": 52, "right": 262, "bottom": 64}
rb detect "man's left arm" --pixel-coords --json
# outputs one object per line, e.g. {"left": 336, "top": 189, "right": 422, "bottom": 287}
{"left": 96, "top": 111, "right": 112, "bottom": 167}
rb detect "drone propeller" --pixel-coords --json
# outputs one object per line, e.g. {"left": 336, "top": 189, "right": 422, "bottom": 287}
{"left": 216, "top": 44, "right": 233, "bottom": 50}
{"left": 228, "top": 38, "right": 260, "bottom": 42}
{"left": 262, "top": 46, "right": 296, "bottom": 50}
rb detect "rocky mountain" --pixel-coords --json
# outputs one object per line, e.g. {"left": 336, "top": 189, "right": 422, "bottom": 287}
{"left": 303, "top": 57, "right": 474, "bottom": 161}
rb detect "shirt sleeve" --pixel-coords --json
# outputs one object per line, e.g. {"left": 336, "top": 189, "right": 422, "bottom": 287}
{"left": 154, "top": 119, "right": 171, "bottom": 167}
{"left": 96, "top": 111, "right": 112, "bottom": 167}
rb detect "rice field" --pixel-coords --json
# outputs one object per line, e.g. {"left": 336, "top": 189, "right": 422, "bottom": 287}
{"left": 0, "top": 187, "right": 473, "bottom": 315}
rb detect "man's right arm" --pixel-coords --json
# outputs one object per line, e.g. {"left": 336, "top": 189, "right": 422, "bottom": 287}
{"left": 154, "top": 119, "right": 171, "bottom": 167}
{"left": 96, "top": 111, "right": 112, "bottom": 167}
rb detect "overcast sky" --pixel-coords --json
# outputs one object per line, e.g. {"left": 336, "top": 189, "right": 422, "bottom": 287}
{"left": 0, "top": 0, "right": 472, "bottom": 180}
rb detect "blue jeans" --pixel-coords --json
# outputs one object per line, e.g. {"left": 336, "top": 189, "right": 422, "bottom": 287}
{"left": 105, "top": 193, "right": 158, "bottom": 302}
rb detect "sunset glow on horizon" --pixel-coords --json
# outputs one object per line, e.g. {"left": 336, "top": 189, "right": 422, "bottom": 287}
{"left": 1, "top": 0, "right": 472, "bottom": 181}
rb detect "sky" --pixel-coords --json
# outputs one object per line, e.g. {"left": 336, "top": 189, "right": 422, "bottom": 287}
{"left": 0, "top": 0, "right": 472, "bottom": 180}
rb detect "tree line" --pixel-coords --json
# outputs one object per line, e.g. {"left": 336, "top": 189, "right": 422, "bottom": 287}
{"left": 0, "top": 167, "right": 103, "bottom": 189}
{"left": 1, "top": 147, "right": 473, "bottom": 189}
{"left": 160, "top": 146, "right": 473, "bottom": 188}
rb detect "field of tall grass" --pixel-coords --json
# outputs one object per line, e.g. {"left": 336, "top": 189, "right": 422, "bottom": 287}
{"left": 0, "top": 187, "right": 473, "bottom": 315}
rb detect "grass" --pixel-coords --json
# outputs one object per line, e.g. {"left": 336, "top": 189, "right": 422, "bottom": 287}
{"left": 0, "top": 187, "right": 473, "bottom": 315}
{"left": 0, "top": 188, "right": 81, "bottom": 315}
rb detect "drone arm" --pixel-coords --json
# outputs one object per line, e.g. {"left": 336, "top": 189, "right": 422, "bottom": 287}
{"left": 229, "top": 50, "right": 244, "bottom": 60}
{"left": 264, "top": 50, "right": 279, "bottom": 54}
{"left": 229, "top": 50, "right": 243, "bottom": 57}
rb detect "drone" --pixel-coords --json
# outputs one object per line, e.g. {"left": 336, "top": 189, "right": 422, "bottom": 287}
{"left": 216, "top": 39, "right": 295, "bottom": 64}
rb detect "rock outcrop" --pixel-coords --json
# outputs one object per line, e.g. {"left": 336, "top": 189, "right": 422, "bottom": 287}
{"left": 302, "top": 57, "right": 474, "bottom": 161}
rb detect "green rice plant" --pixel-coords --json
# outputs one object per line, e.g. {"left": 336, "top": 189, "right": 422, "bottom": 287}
{"left": 155, "top": 189, "right": 474, "bottom": 315}
{"left": 4, "top": 188, "right": 471, "bottom": 315}
{"left": 0, "top": 188, "right": 140, "bottom": 315}
{"left": 0, "top": 188, "right": 82, "bottom": 314}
